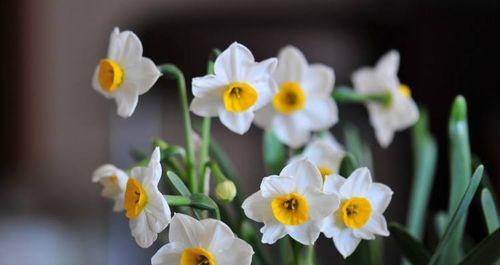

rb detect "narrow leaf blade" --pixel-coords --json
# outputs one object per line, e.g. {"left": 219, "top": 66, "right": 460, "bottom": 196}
{"left": 428, "top": 165, "right": 484, "bottom": 265}
{"left": 167, "top": 171, "right": 191, "bottom": 196}
{"left": 389, "top": 223, "right": 431, "bottom": 265}
{"left": 263, "top": 130, "right": 286, "bottom": 175}
{"left": 481, "top": 188, "right": 500, "bottom": 233}
{"left": 458, "top": 228, "right": 500, "bottom": 265}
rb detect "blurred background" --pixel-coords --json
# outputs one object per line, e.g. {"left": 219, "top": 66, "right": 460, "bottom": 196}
{"left": 1, "top": 0, "right": 499, "bottom": 264}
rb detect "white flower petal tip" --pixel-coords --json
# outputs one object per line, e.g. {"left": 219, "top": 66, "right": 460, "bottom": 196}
{"left": 92, "top": 28, "right": 161, "bottom": 118}
{"left": 321, "top": 167, "right": 393, "bottom": 257}
{"left": 152, "top": 213, "right": 254, "bottom": 265}
{"left": 92, "top": 164, "right": 128, "bottom": 212}
{"left": 190, "top": 42, "right": 278, "bottom": 135}
{"left": 288, "top": 132, "right": 345, "bottom": 182}
{"left": 126, "top": 148, "right": 171, "bottom": 248}
{"left": 351, "top": 50, "right": 419, "bottom": 148}
{"left": 242, "top": 159, "right": 340, "bottom": 245}
{"left": 254, "top": 45, "right": 338, "bottom": 148}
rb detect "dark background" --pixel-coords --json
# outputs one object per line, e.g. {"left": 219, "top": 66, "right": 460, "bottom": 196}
{"left": 1, "top": 0, "right": 499, "bottom": 264}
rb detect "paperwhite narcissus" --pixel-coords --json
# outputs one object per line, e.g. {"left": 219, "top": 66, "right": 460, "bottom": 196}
{"left": 290, "top": 132, "right": 345, "bottom": 183}
{"left": 151, "top": 213, "right": 254, "bottom": 265}
{"left": 254, "top": 46, "right": 338, "bottom": 148}
{"left": 242, "top": 159, "right": 340, "bottom": 245}
{"left": 352, "top": 50, "right": 419, "bottom": 147}
{"left": 92, "top": 27, "right": 162, "bottom": 118}
{"left": 190, "top": 42, "right": 278, "bottom": 135}
{"left": 322, "top": 167, "right": 393, "bottom": 258}
{"left": 125, "top": 147, "right": 171, "bottom": 248}
{"left": 92, "top": 164, "right": 128, "bottom": 211}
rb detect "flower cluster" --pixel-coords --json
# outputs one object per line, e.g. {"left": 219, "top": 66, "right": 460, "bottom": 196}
{"left": 91, "top": 28, "right": 416, "bottom": 264}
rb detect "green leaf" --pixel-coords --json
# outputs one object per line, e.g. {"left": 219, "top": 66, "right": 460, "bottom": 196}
{"left": 458, "top": 228, "right": 500, "bottom": 265}
{"left": 167, "top": 171, "right": 191, "bottom": 196}
{"left": 407, "top": 109, "right": 438, "bottom": 240}
{"left": 481, "top": 188, "right": 500, "bottom": 233}
{"left": 189, "top": 193, "right": 221, "bottom": 219}
{"left": 434, "top": 211, "right": 448, "bottom": 238}
{"left": 263, "top": 130, "right": 286, "bottom": 174}
{"left": 389, "top": 223, "right": 431, "bottom": 265}
{"left": 209, "top": 136, "right": 238, "bottom": 179}
{"left": 344, "top": 126, "right": 373, "bottom": 170}
{"left": 279, "top": 237, "right": 295, "bottom": 265}
{"left": 339, "top": 153, "right": 359, "bottom": 177}
{"left": 441, "top": 95, "right": 471, "bottom": 264}
{"left": 428, "top": 165, "right": 484, "bottom": 265}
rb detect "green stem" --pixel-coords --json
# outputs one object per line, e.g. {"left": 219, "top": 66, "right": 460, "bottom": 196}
{"left": 158, "top": 64, "right": 197, "bottom": 193}
{"left": 333, "top": 87, "right": 392, "bottom": 107}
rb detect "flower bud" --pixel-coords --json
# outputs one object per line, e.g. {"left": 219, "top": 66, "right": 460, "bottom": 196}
{"left": 152, "top": 138, "right": 168, "bottom": 150}
{"left": 215, "top": 180, "right": 237, "bottom": 202}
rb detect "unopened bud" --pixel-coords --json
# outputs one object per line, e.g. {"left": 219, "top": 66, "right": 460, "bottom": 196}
{"left": 215, "top": 180, "right": 237, "bottom": 202}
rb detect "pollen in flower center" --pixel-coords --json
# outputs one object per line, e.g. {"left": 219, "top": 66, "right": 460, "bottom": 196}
{"left": 180, "top": 247, "right": 216, "bottom": 265}
{"left": 340, "top": 197, "right": 372, "bottom": 229}
{"left": 223, "top": 82, "right": 258, "bottom": 113}
{"left": 272, "top": 82, "right": 306, "bottom": 114}
{"left": 124, "top": 178, "right": 148, "bottom": 219}
{"left": 271, "top": 192, "right": 309, "bottom": 226}
{"left": 98, "top": 58, "right": 124, "bottom": 92}
{"left": 318, "top": 167, "right": 333, "bottom": 182}
{"left": 398, "top": 84, "right": 412, "bottom": 97}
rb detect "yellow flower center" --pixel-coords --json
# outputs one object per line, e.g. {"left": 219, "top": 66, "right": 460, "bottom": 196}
{"left": 398, "top": 84, "right": 411, "bottom": 97}
{"left": 181, "top": 247, "right": 216, "bottom": 265}
{"left": 340, "top": 197, "right": 372, "bottom": 229}
{"left": 223, "top": 82, "right": 258, "bottom": 112}
{"left": 98, "top": 59, "right": 124, "bottom": 92}
{"left": 318, "top": 167, "right": 333, "bottom": 182}
{"left": 124, "top": 178, "right": 148, "bottom": 219}
{"left": 271, "top": 192, "right": 309, "bottom": 226}
{"left": 272, "top": 82, "right": 306, "bottom": 114}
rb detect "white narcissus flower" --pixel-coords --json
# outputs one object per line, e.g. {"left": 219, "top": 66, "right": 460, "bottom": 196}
{"left": 290, "top": 132, "right": 345, "bottom": 182}
{"left": 92, "top": 27, "right": 162, "bottom": 118}
{"left": 254, "top": 46, "right": 338, "bottom": 148}
{"left": 125, "top": 147, "right": 171, "bottom": 248}
{"left": 352, "top": 50, "right": 419, "bottom": 147}
{"left": 322, "top": 167, "right": 393, "bottom": 258}
{"left": 190, "top": 42, "right": 278, "bottom": 135}
{"left": 242, "top": 159, "right": 340, "bottom": 245}
{"left": 152, "top": 213, "right": 254, "bottom": 265}
{"left": 92, "top": 164, "right": 128, "bottom": 211}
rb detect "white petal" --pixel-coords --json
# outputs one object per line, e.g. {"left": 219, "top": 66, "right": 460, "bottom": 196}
{"left": 375, "top": 50, "right": 400, "bottom": 79}
{"left": 199, "top": 219, "right": 236, "bottom": 250}
{"left": 301, "top": 98, "right": 338, "bottom": 131}
{"left": 303, "top": 189, "right": 339, "bottom": 220}
{"left": 280, "top": 159, "right": 323, "bottom": 192}
{"left": 271, "top": 115, "right": 310, "bottom": 148}
{"left": 352, "top": 228, "right": 375, "bottom": 240}
{"left": 106, "top": 27, "right": 122, "bottom": 60}
{"left": 214, "top": 237, "right": 254, "bottom": 265}
{"left": 250, "top": 78, "right": 277, "bottom": 111}
{"left": 273, "top": 46, "right": 307, "bottom": 84}
{"left": 151, "top": 242, "right": 184, "bottom": 265}
{"left": 363, "top": 214, "right": 390, "bottom": 236}
{"left": 253, "top": 104, "right": 276, "bottom": 129}
{"left": 117, "top": 30, "right": 143, "bottom": 66}
{"left": 168, "top": 213, "right": 204, "bottom": 246}
{"left": 146, "top": 147, "right": 162, "bottom": 186}
{"left": 390, "top": 95, "right": 420, "bottom": 130}
{"left": 122, "top": 57, "right": 161, "bottom": 95}
{"left": 333, "top": 229, "right": 361, "bottom": 258}
{"left": 351, "top": 67, "right": 380, "bottom": 94}
{"left": 242, "top": 191, "right": 273, "bottom": 223}
{"left": 260, "top": 176, "right": 296, "bottom": 198}
{"left": 367, "top": 183, "right": 393, "bottom": 213}
{"left": 321, "top": 214, "right": 344, "bottom": 238}
{"left": 190, "top": 96, "right": 223, "bottom": 117}
{"left": 192, "top": 75, "right": 226, "bottom": 97}
{"left": 218, "top": 110, "right": 254, "bottom": 135}
{"left": 301, "top": 64, "right": 335, "bottom": 96}
{"left": 340, "top": 167, "right": 372, "bottom": 198}
{"left": 144, "top": 189, "right": 171, "bottom": 233}
{"left": 215, "top": 42, "right": 255, "bottom": 82}
{"left": 260, "top": 222, "right": 287, "bottom": 244}
{"left": 286, "top": 221, "right": 322, "bottom": 245}
{"left": 323, "top": 174, "right": 346, "bottom": 195}
{"left": 244, "top": 57, "right": 278, "bottom": 83}
{"left": 368, "top": 106, "right": 395, "bottom": 148}
{"left": 114, "top": 89, "right": 139, "bottom": 118}
{"left": 130, "top": 213, "right": 157, "bottom": 248}
{"left": 301, "top": 138, "right": 344, "bottom": 173}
